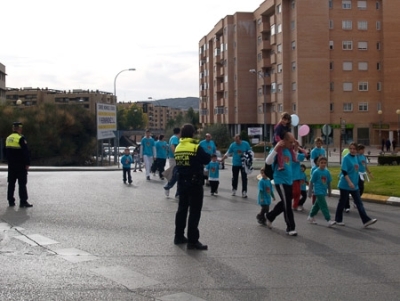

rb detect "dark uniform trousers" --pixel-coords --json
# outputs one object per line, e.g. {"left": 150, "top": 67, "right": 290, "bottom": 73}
{"left": 175, "top": 178, "right": 204, "bottom": 244}
{"left": 8, "top": 168, "right": 28, "bottom": 203}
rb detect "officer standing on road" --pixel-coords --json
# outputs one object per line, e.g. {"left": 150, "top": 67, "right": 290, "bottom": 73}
{"left": 174, "top": 124, "right": 211, "bottom": 250}
{"left": 5, "top": 122, "right": 32, "bottom": 208}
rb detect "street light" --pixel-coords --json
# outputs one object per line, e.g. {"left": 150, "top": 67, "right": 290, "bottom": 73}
{"left": 378, "top": 110, "right": 383, "bottom": 139}
{"left": 113, "top": 68, "right": 136, "bottom": 165}
{"left": 396, "top": 109, "right": 400, "bottom": 151}
{"left": 249, "top": 68, "right": 269, "bottom": 159}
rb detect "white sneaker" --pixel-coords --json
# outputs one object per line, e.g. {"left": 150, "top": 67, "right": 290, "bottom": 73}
{"left": 345, "top": 208, "right": 350, "bottom": 213}
{"left": 307, "top": 216, "right": 317, "bottom": 224}
{"left": 266, "top": 219, "right": 273, "bottom": 229}
{"left": 214, "top": 191, "right": 218, "bottom": 196}
{"left": 364, "top": 218, "right": 377, "bottom": 228}
{"left": 297, "top": 206, "right": 304, "bottom": 212}
{"left": 242, "top": 191, "right": 247, "bottom": 198}
{"left": 164, "top": 189, "right": 170, "bottom": 197}
{"left": 328, "top": 220, "right": 336, "bottom": 227}
{"left": 287, "top": 230, "right": 297, "bottom": 236}
{"left": 336, "top": 222, "right": 345, "bottom": 226}
{"left": 232, "top": 189, "right": 236, "bottom": 196}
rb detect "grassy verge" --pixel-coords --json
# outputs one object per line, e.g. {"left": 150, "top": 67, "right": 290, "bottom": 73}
{"left": 327, "top": 165, "right": 400, "bottom": 197}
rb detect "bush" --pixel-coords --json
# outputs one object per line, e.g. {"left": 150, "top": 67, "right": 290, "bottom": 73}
{"left": 378, "top": 155, "right": 400, "bottom": 165}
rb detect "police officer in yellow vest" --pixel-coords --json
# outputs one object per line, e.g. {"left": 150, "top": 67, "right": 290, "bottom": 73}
{"left": 174, "top": 123, "right": 210, "bottom": 250}
{"left": 5, "top": 122, "right": 32, "bottom": 207}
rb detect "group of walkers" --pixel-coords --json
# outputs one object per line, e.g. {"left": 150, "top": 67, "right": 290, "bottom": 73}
{"left": 4, "top": 117, "right": 378, "bottom": 253}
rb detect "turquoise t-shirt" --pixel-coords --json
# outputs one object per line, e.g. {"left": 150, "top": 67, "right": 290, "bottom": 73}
{"left": 205, "top": 161, "right": 219, "bottom": 179}
{"left": 311, "top": 147, "right": 326, "bottom": 167}
{"left": 292, "top": 153, "right": 305, "bottom": 181}
{"left": 199, "top": 139, "right": 216, "bottom": 156}
{"left": 258, "top": 178, "right": 274, "bottom": 206}
{"left": 358, "top": 154, "right": 367, "bottom": 173}
{"left": 310, "top": 168, "right": 332, "bottom": 196}
{"left": 226, "top": 141, "right": 251, "bottom": 166}
{"left": 338, "top": 154, "right": 359, "bottom": 191}
{"left": 155, "top": 140, "right": 168, "bottom": 159}
{"left": 141, "top": 137, "right": 155, "bottom": 156}
{"left": 169, "top": 135, "right": 179, "bottom": 158}
{"left": 272, "top": 148, "right": 293, "bottom": 185}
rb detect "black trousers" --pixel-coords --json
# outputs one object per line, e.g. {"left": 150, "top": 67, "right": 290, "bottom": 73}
{"left": 175, "top": 181, "right": 204, "bottom": 243}
{"left": 209, "top": 180, "right": 219, "bottom": 193}
{"left": 299, "top": 190, "right": 307, "bottom": 206}
{"left": 155, "top": 158, "right": 166, "bottom": 177}
{"left": 7, "top": 168, "right": 28, "bottom": 204}
{"left": 122, "top": 167, "right": 132, "bottom": 183}
{"left": 267, "top": 183, "right": 295, "bottom": 232}
{"left": 231, "top": 165, "right": 247, "bottom": 192}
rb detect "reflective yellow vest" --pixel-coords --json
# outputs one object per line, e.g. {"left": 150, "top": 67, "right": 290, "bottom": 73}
{"left": 6, "top": 133, "right": 22, "bottom": 149}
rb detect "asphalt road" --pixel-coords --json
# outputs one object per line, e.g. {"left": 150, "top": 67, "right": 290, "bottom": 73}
{"left": 1, "top": 168, "right": 400, "bottom": 301}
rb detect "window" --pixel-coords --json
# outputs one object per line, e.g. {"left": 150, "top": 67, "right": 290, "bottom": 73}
{"left": 342, "top": 20, "right": 352, "bottom": 30}
{"left": 330, "top": 62, "right": 334, "bottom": 70}
{"left": 329, "top": 41, "right": 334, "bottom": 49}
{"left": 329, "top": 20, "right": 334, "bottom": 29}
{"left": 292, "top": 82, "right": 297, "bottom": 91}
{"left": 292, "top": 0, "right": 295, "bottom": 9}
{"left": 271, "top": 24, "right": 276, "bottom": 35}
{"left": 277, "top": 44, "right": 282, "bottom": 53}
{"left": 343, "top": 103, "right": 353, "bottom": 111}
{"left": 377, "top": 82, "right": 382, "bottom": 91}
{"left": 358, "top": 102, "right": 368, "bottom": 111}
{"left": 278, "top": 24, "right": 282, "bottom": 33}
{"left": 278, "top": 84, "right": 283, "bottom": 92}
{"left": 358, "top": 82, "right": 368, "bottom": 91}
{"left": 277, "top": 64, "right": 283, "bottom": 73}
{"left": 376, "top": 1, "right": 380, "bottom": 9}
{"left": 278, "top": 104, "right": 283, "bottom": 112}
{"left": 292, "top": 41, "right": 296, "bottom": 50}
{"left": 271, "top": 82, "right": 276, "bottom": 93}
{"left": 258, "top": 53, "right": 262, "bottom": 61}
{"left": 330, "top": 103, "right": 334, "bottom": 111}
{"left": 342, "top": 0, "right": 352, "bottom": 9}
{"left": 358, "top": 21, "right": 368, "bottom": 30}
{"left": 357, "top": 1, "right": 367, "bottom": 9}
{"left": 291, "top": 20, "right": 295, "bottom": 30}
{"left": 292, "top": 62, "right": 296, "bottom": 70}
{"left": 376, "top": 21, "right": 381, "bottom": 30}
{"left": 377, "top": 62, "right": 381, "bottom": 70}
{"left": 377, "top": 42, "right": 381, "bottom": 50}
{"left": 358, "top": 41, "right": 368, "bottom": 50}
{"left": 258, "top": 36, "right": 262, "bottom": 45}
{"left": 258, "top": 88, "right": 263, "bottom": 96}
{"left": 330, "top": 82, "right": 335, "bottom": 91}
{"left": 343, "top": 82, "right": 353, "bottom": 91}
{"left": 343, "top": 61, "right": 353, "bottom": 70}
{"left": 358, "top": 62, "right": 368, "bottom": 70}
{"left": 329, "top": 0, "right": 333, "bottom": 9}
{"left": 277, "top": 4, "right": 282, "bottom": 13}
{"left": 342, "top": 41, "right": 353, "bottom": 50}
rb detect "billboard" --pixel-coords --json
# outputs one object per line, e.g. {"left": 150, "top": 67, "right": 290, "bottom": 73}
{"left": 97, "top": 103, "right": 117, "bottom": 139}
{"left": 248, "top": 127, "right": 262, "bottom": 136}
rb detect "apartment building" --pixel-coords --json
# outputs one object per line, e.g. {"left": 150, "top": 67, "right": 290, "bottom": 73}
{"left": 199, "top": 0, "right": 400, "bottom": 147}
{"left": 0, "top": 63, "right": 6, "bottom": 103}
{"left": 135, "top": 101, "right": 183, "bottom": 132}
{"left": 6, "top": 87, "right": 116, "bottom": 115}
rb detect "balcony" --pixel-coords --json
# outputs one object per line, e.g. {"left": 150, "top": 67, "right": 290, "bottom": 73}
{"left": 270, "top": 34, "right": 276, "bottom": 45}
{"left": 262, "top": 56, "right": 271, "bottom": 66}
{"left": 217, "top": 83, "right": 224, "bottom": 92}
{"left": 216, "top": 67, "right": 224, "bottom": 78}
{"left": 261, "top": 40, "right": 271, "bottom": 51}
{"left": 260, "top": 22, "right": 271, "bottom": 33}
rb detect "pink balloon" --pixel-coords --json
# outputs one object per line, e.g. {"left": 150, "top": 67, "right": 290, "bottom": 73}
{"left": 298, "top": 124, "right": 310, "bottom": 137}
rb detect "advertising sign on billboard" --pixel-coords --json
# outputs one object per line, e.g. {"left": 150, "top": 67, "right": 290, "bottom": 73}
{"left": 97, "top": 103, "right": 116, "bottom": 140}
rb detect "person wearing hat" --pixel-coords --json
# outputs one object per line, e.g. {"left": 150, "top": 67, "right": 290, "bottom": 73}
{"left": 5, "top": 122, "right": 32, "bottom": 208}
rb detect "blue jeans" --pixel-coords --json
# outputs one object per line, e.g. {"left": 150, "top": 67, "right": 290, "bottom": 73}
{"left": 164, "top": 166, "right": 180, "bottom": 196}
{"left": 335, "top": 189, "right": 372, "bottom": 224}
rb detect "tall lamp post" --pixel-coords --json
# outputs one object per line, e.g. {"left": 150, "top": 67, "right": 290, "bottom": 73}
{"left": 113, "top": 68, "right": 136, "bottom": 165}
{"left": 396, "top": 109, "right": 400, "bottom": 151}
{"left": 249, "top": 68, "right": 268, "bottom": 159}
{"left": 378, "top": 110, "right": 383, "bottom": 152}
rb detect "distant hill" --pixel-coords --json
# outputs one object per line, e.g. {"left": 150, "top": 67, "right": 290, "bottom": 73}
{"left": 145, "top": 97, "right": 199, "bottom": 111}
